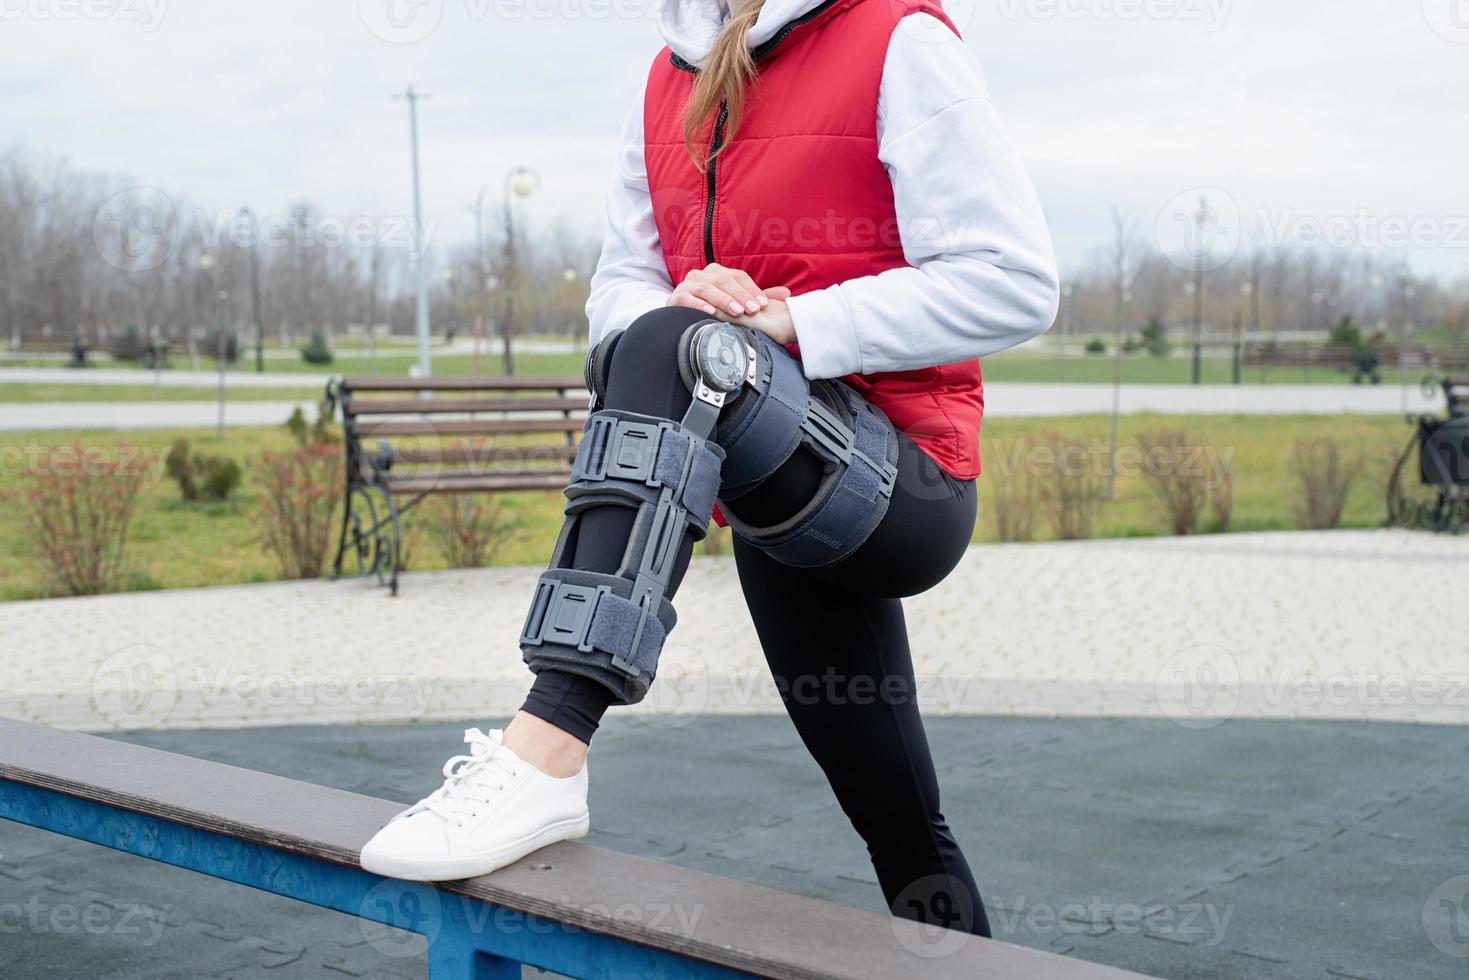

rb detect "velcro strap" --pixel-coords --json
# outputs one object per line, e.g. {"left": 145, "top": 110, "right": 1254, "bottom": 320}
{"left": 725, "top": 384, "right": 899, "bottom": 568}
{"left": 567, "top": 410, "right": 723, "bottom": 525}
{"left": 716, "top": 332, "right": 809, "bottom": 496}
{"left": 520, "top": 570, "right": 670, "bottom": 680}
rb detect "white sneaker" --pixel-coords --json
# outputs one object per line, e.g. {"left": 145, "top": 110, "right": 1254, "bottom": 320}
{"left": 360, "top": 728, "right": 589, "bottom": 881}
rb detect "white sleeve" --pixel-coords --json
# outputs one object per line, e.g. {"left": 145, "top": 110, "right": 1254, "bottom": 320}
{"left": 585, "top": 78, "right": 674, "bottom": 346}
{"left": 787, "top": 18, "right": 1060, "bottom": 379}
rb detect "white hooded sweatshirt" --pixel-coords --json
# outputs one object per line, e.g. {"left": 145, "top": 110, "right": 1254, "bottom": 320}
{"left": 586, "top": 0, "right": 1060, "bottom": 381}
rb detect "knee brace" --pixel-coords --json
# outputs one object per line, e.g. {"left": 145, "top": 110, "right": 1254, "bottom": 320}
{"left": 520, "top": 327, "right": 726, "bottom": 705}
{"left": 687, "top": 324, "right": 900, "bottom": 569}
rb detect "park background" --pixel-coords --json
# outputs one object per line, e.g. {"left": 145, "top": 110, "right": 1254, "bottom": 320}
{"left": 3, "top": 1, "right": 1469, "bottom": 979}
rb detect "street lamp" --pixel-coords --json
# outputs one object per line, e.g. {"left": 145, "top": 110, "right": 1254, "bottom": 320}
{"left": 499, "top": 166, "right": 539, "bottom": 375}
{"left": 238, "top": 207, "right": 265, "bottom": 373}
{"left": 1058, "top": 283, "right": 1073, "bottom": 381}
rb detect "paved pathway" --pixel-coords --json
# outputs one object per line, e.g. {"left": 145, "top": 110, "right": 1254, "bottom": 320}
{"left": 0, "top": 366, "right": 332, "bottom": 388}
{"left": 3, "top": 530, "right": 1464, "bottom": 732}
{"left": 1, "top": 378, "right": 1445, "bottom": 431}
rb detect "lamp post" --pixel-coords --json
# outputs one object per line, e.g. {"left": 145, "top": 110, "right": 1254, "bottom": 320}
{"left": 394, "top": 84, "right": 432, "bottom": 379}
{"left": 1401, "top": 277, "right": 1417, "bottom": 412}
{"left": 1058, "top": 283, "right": 1073, "bottom": 382}
{"left": 238, "top": 207, "right": 265, "bottom": 374}
{"left": 500, "top": 166, "right": 539, "bottom": 375}
{"left": 1235, "top": 281, "right": 1252, "bottom": 385}
{"left": 1105, "top": 288, "right": 1131, "bottom": 501}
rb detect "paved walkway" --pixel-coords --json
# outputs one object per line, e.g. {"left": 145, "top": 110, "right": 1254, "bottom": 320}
{"left": 3, "top": 530, "right": 1464, "bottom": 732}
{"left": 1, "top": 379, "right": 1445, "bottom": 431}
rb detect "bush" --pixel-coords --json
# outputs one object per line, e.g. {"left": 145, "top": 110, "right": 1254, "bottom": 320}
{"left": 164, "top": 437, "right": 242, "bottom": 502}
{"left": 1291, "top": 439, "right": 1363, "bottom": 529}
{"left": 988, "top": 437, "right": 1039, "bottom": 542}
{"left": 18, "top": 443, "right": 145, "bottom": 595}
{"left": 285, "top": 406, "right": 339, "bottom": 447}
{"left": 1141, "top": 318, "right": 1169, "bottom": 357}
{"left": 1137, "top": 429, "right": 1210, "bottom": 535}
{"left": 1210, "top": 464, "right": 1234, "bottom": 533}
{"left": 1084, "top": 338, "right": 1107, "bottom": 355}
{"left": 254, "top": 443, "right": 343, "bottom": 579}
{"left": 1039, "top": 435, "right": 1105, "bottom": 540}
{"left": 423, "top": 494, "right": 516, "bottom": 568}
{"left": 300, "top": 332, "right": 334, "bottom": 365}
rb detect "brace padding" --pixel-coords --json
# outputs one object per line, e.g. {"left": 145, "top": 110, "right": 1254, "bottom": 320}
{"left": 711, "top": 330, "right": 810, "bottom": 499}
{"left": 565, "top": 409, "right": 723, "bottom": 538}
{"left": 722, "top": 380, "right": 900, "bottom": 569}
{"left": 520, "top": 568, "right": 676, "bottom": 704}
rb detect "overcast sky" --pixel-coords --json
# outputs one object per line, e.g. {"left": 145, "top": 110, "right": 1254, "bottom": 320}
{"left": 4, "top": 0, "right": 1468, "bottom": 278}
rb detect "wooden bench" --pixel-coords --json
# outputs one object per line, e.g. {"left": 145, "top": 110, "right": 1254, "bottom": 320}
{"left": 326, "top": 375, "right": 589, "bottom": 595}
{"left": 9, "top": 338, "right": 91, "bottom": 367}
{"left": 0, "top": 718, "right": 1152, "bottom": 980}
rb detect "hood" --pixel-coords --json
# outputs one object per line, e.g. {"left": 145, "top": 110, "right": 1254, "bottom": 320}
{"left": 657, "top": 0, "right": 829, "bottom": 67}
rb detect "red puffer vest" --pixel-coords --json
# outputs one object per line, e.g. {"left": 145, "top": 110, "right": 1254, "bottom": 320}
{"left": 642, "top": 0, "right": 985, "bottom": 480}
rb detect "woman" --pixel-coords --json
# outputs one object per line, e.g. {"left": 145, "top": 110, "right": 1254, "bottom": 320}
{"left": 362, "top": 0, "right": 1057, "bottom": 939}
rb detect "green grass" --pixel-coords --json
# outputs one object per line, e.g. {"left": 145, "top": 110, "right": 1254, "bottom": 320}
{"left": 0, "top": 414, "right": 1412, "bottom": 601}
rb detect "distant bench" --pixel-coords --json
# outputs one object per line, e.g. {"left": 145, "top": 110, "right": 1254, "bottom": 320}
{"left": 0, "top": 718, "right": 1150, "bottom": 980}
{"left": 8, "top": 338, "right": 91, "bottom": 367}
{"left": 326, "top": 374, "right": 589, "bottom": 595}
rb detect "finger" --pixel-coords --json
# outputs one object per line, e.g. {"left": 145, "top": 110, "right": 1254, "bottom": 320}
{"left": 727, "top": 269, "right": 769, "bottom": 310}
{"left": 668, "top": 290, "right": 718, "bottom": 317}
{"left": 692, "top": 282, "right": 748, "bottom": 318}
{"left": 710, "top": 274, "right": 761, "bottom": 315}
{"left": 764, "top": 286, "right": 792, "bottom": 301}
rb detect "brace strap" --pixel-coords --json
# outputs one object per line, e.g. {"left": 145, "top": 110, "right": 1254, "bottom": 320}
{"left": 519, "top": 568, "right": 673, "bottom": 685}
{"left": 722, "top": 381, "right": 899, "bottom": 569}
{"left": 565, "top": 410, "right": 722, "bottom": 534}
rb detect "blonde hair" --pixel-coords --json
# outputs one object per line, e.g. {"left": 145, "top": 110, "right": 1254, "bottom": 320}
{"left": 683, "top": 0, "right": 766, "bottom": 169}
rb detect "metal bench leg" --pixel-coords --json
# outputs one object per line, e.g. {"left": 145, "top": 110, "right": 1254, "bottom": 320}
{"left": 428, "top": 939, "right": 519, "bottom": 980}
{"left": 332, "top": 480, "right": 356, "bottom": 579}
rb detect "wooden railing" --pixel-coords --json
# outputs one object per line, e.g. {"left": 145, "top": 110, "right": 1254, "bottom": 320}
{"left": 0, "top": 719, "right": 1151, "bottom": 979}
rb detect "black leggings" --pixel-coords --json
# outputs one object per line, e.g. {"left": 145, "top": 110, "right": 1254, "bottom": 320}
{"left": 520, "top": 306, "right": 990, "bottom": 938}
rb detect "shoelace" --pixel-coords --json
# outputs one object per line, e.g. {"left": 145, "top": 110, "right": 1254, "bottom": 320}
{"left": 415, "top": 728, "right": 520, "bottom": 827}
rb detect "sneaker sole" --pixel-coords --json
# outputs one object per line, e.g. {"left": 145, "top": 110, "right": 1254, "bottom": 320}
{"left": 360, "top": 812, "right": 590, "bottom": 882}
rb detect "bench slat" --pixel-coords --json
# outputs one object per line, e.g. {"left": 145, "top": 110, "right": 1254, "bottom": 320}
{"left": 351, "top": 419, "right": 583, "bottom": 438}
{"left": 341, "top": 375, "right": 584, "bottom": 393}
{"left": 384, "top": 472, "right": 570, "bottom": 494}
{"left": 0, "top": 719, "right": 1150, "bottom": 980}
{"left": 345, "top": 396, "right": 588, "bottom": 416}
{"left": 391, "top": 444, "right": 579, "bottom": 465}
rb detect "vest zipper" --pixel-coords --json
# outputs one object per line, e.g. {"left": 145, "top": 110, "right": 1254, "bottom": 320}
{"left": 702, "top": 100, "right": 729, "bottom": 266}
